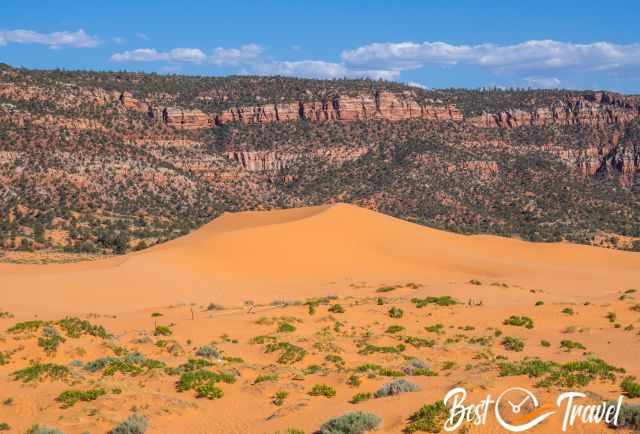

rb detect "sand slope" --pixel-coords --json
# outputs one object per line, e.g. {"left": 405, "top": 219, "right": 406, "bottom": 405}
{"left": 2, "top": 203, "right": 639, "bottom": 314}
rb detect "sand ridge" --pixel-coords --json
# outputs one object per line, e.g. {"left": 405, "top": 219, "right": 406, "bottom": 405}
{"left": 1, "top": 203, "right": 639, "bottom": 315}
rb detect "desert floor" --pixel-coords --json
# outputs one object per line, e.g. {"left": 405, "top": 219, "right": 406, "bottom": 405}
{"left": 0, "top": 204, "right": 639, "bottom": 433}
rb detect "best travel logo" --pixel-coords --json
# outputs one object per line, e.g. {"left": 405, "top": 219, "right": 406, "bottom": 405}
{"left": 443, "top": 386, "right": 624, "bottom": 432}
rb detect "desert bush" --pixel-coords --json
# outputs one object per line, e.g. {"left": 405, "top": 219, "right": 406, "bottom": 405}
{"left": 498, "top": 357, "right": 625, "bottom": 388}
{"left": 385, "top": 325, "right": 405, "bottom": 334}
{"left": 254, "top": 374, "right": 278, "bottom": 384}
{"left": 503, "top": 315, "right": 534, "bottom": 329}
{"left": 109, "top": 413, "right": 148, "bottom": 434}
{"left": 424, "top": 324, "right": 444, "bottom": 334}
{"left": 319, "top": 412, "right": 381, "bottom": 434}
{"left": 273, "top": 390, "right": 288, "bottom": 406}
{"left": 404, "top": 400, "right": 448, "bottom": 433}
{"left": 8, "top": 320, "right": 43, "bottom": 334}
{"left": 401, "top": 336, "right": 435, "bottom": 348}
{"left": 309, "top": 384, "right": 336, "bottom": 398}
{"left": 350, "top": 392, "right": 372, "bottom": 404}
{"left": 347, "top": 375, "right": 361, "bottom": 386}
{"left": 411, "top": 296, "right": 458, "bottom": 308}
{"left": 195, "top": 345, "right": 220, "bottom": 359}
{"left": 38, "top": 326, "right": 66, "bottom": 354}
{"left": 278, "top": 322, "right": 297, "bottom": 333}
{"left": 358, "top": 344, "right": 405, "bottom": 355}
{"left": 57, "top": 317, "right": 108, "bottom": 338}
{"left": 611, "top": 403, "right": 640, "bottom": 431}
{"left": 388, "top": 307, "right": 404, "bottom": 318}
{"left": 374, "top": 379, "right": 419, "bottom": 398}
{"left": 560, "top": 340, "right": 586, "bottom": 351}
{"left": 622, "top": 377, "right": 640, "bottom": 398}
{"left": 562, "top": 308, "right": 574, "bottom": 315}
{"left": 540, "top": 340, "right": 551, "bottom": 347}
{"left": 502, "top": 336, "right": 524, "bottom": 352}
{"left": 12, "top": 363, "right": 70, "bottom": 383}
{"left": 376, "top": 286, "right": 397, "bottom": 293}
{"left": 26, "top": 425, "right": 66, "bottom": 434}
{"left": 328, "top": 304, "right": 345, "bottom": 314}
{"left": 56, "top": 388, "right": 106, "bottom": 408}
{"left": 153, "top": 325, "right": 172, "bottom": 336}
{"left": 195, "top": 382, "right": 224, "bottom": 399}
{"left": 0, "top": 423, "right": 8, "bottom": 431}
{"left": 265, "top": 342, "right": 307, "bottom": 364}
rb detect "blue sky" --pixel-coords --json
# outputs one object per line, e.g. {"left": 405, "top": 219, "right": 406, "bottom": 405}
{"left": 1, "top": 0, "right": 639, "bottom": 92}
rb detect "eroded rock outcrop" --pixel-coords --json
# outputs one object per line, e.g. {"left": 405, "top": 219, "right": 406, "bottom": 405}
{"left": 467, "top": 92, "right": 640, "bottom": 129}
{"left": 214, "top": 91, "right": 463, "bottom": 126}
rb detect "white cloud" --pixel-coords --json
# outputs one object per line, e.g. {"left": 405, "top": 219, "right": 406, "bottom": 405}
{"left": 113, "top": 37, "right": 126, "bottom": 45}
{"left": 0, "top": 29, "right": 99, "bottom": 48}
{"left": 525, "top": 77, "right": 561, "bottom": 88}
{"left": 342, "top": 40, "right": 640, "bottom": 74}
{"left": 406, "top": 81, "right": 428, "bottom": 89}
{"left": 111, "top": 47, "right": 206, "bottom": 63}
{"left": 136, "top": 32, "right": 149, "bottom": 41}
{"left": 209, "top": 43, "right": 264, "bottom": 66}
{"left": 252, "top": 60, "right": 399, "bottom": 80}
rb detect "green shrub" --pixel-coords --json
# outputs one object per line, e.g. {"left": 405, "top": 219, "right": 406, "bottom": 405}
{"left": 607, "top": 312, "right": 617, "bottom": 323}
{"left": 350, "top": 392, "right": 372, "bottom": 403}
{"left": 562, "top": 308, "right": 574, "bottom": 315}
{"left": 195, "top": 382, "right": 224, "bottom": 399}
{"left": 12, "top": 363, "right": 70, "bottom": 383}
{"left": 254, "top": 374, "right": 278, "bottom": 384}
{"left": 265, "top": 342, "right": 307, "bottom": 364}
{"left": 278, "top": 322, "right": 297, "bottom": 333}
{"left": 153, "top": 325, "right": 172, "bottom": 336}
{"left": 319, "top": 412, "right": 381, "bottom": 434}
{"left": 358, "top": 344, "right": 405, "bottom": 355}
{"left": 109, "top": 413, "right": 148, "bottom": 434}
{"left": 273, "top": 390, "right": 288, "bottom": 406}
{"left": 347, "top": 375, "right": 361, "bottom": 387}
{"left": 57, "top": 317, "right": 109, "bottom": 338}
{"left": 503, "top": 316, "right": 534, "bottom": 329}
{"left": 309, "top": 384, "right": 336, "bottom": 398}
{"left": 177, "top": 369, "right": 235, "bottom": 392}
{"left": 388, "top": 307, "right": 404, "bottom": 318}
{"left": 404, "top": 400, "right": 448, "bottom": 433}
{"left": 376, "top": 286, "right": 397, "bottom": 293}
{"left": 328, "top": 304, "right": 345, "bottom": 314}
{"left": 502, "top": 336, "right": 524, "bottom": 352}
{"left": 401, "top": 336, "right": 435, "bottom": 348}
{"left": 385, "top": 325, "right": 405, "bottom": 334}
{"left": 56, "top": 388, "right": 106, "bottom": 408}
{"left": 535, "top": 301, "right": 544, "bottom": 306}
{"left": 195, "top": 345, "right": 220, "bottom": 359}
{"left": 8, "top": 320, "right": 43, "bottom": 334}
{"left": 424, "top": 324, "right": 444, "bottom": 334}
{"left": 411, "top": 296, "right": 458, "bottom": 308}
{"left": 560, "top": 340, "right": 586, "bottom": 351}
{"left": 622, "top": 377, "right": 640, "bottom": 398}
{"left": 0, "top": 423, "right": 9, "bottom": 431}
{"left": 540, "top": 340, "right": 551, "bottom": 347}
{"left": 498, "top": 357, "right": 624, "bottom": 388}
{"left": 38, "top": 326, "right": 66, "bottom": 354}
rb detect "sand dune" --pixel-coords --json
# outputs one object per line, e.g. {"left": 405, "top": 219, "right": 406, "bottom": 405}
{"left": 2, "top": 203, "right": 639, "bottom": 314}
{"left": 1, "top": 204, "right": 640, "bottom": 434}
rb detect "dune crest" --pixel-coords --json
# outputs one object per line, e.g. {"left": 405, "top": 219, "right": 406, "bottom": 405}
{"left": 2, "top": 203, "right": 639, "bottom": 314}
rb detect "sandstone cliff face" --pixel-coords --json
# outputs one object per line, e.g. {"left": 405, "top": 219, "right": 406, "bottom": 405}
{"left": 116, "top": 88, "right": 639, "bottom": 133}
{"left": 214, "top": 91, "right": 463, "bottom": 126}
{"left": 467, "top": 92, "right": 640, "bottom": 129}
